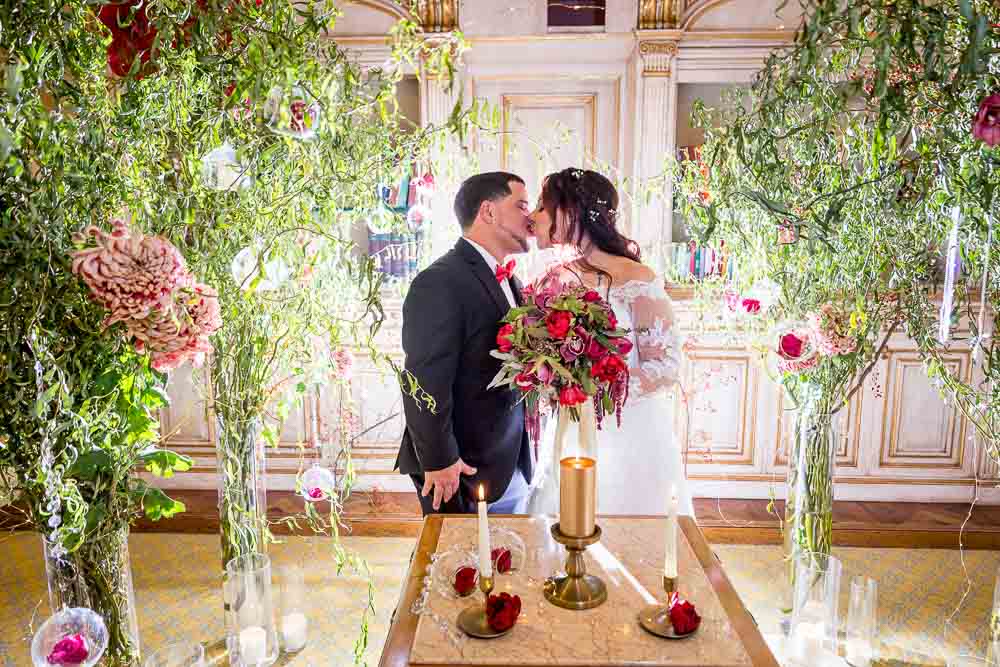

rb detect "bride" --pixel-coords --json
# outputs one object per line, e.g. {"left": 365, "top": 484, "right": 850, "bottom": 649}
{"left": 523, "top": 168, "right": 695, "bottom": 517}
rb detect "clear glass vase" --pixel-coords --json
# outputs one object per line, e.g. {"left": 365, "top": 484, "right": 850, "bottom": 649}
{"left": 788, "top": 551, "right": 842, "bottom": 665}
{"left": 785, "top": 386, "right": 836, "bottom": 562}
{"left": 225, "top": 553, "right": 279, "bottom": 667}
{"left": 216, "top": 415, "right": 267, "bottom": 569}
{"left": 43, "top": 527, "right": 140, "bottom": 666}
{"left": 276, "top": 563, "right": 308, "bottom": 653}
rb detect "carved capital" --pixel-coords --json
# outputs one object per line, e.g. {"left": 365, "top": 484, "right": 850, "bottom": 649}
{"left": 411, "top": 0, "right": 458, "bottom": 33}
{"left": 637, "top": 0, "right": 681, "bottom": 29}
{"left": 638, "top": 40, "right": 679, "bottom": 76}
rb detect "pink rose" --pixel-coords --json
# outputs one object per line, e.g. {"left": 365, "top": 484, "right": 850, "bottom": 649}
{"left": 615, "top": 337, "right": 634, "bottom": 355}
{"left": 973, "top": 93, "right": 1000, "bottom": 146}
{"left": 47, "top": 633, "right": 88, "bottom": 665}
{"left": 778, "top": 332, "right": 805, "bottom": 359}
{"left": 741, "top": 298, "right": 761, "bottom": 314}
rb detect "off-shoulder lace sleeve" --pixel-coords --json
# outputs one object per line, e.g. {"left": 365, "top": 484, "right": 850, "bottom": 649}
{"left": 621, "top": 280, "right": 681, "bottom": 398}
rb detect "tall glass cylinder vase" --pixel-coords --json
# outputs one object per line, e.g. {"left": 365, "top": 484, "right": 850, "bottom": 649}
{"left": 216, "top": 415, "right": 267, "bottom": 569}
{"left": 43, "top": 526, "right": 140, "bottom": 666}
{"left": 225, "top": 553, "right": 279, "bottom": 667}
{"left": 784, "top": 386, "right": 836, "bottom": 562}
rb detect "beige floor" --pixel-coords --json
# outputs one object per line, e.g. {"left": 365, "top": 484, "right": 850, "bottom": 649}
{"left": 1, "top": 533, "right": 997, "bottom": 666}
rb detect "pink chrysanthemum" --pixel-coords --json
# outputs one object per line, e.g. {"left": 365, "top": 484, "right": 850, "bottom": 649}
{"left": 808, "top": 303, "right": 858, "bottom": 357}
{"left": 71, "top": 220, "right": 189, "bottom": 326}
{"left": 129, "top": 283, "right": 222, "bottom": 372}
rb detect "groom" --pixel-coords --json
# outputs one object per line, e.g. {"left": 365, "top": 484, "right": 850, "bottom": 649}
{"left": 396, "top": 172, "right": 534, "bottom": 515}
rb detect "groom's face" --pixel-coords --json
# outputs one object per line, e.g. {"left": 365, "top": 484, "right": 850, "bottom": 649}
{"left": 486, "top": 180, "right": 532, "bottom": 254}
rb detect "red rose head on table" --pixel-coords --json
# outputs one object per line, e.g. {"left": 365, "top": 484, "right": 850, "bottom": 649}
{"left": 489, "top": 280, "right": 631, "bottom": 427}
{"left": 453, "top": 566, "right": 478, "bottom": 597}
{"left": 491, "top": 547, "right": 513, "bottom": 574}
{"left": 486, "top": 593, "right": 522, "bottom": 632}
{"left": 668, "top": 593, "right": 701, "bottom": 635}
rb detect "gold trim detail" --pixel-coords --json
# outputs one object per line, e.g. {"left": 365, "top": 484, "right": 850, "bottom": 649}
{"left": 637, "top": 40, "right": 679, "bottom": 76}
{"left": 638, "top": 0, "right": 681, "bottom": 30}
{"left": 410, "top": 0, "right": 458, "bottom": 33}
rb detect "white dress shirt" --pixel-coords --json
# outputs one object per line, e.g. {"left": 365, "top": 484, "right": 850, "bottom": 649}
{"left": 463, "top": 237, "right": 517, "bottom": 309}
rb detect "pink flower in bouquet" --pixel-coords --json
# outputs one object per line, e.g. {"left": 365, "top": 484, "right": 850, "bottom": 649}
{"left": 71, "top": 220, "right": 189, "bottom": 326}
{"left": 131, "top": 283, "right": 222, "bottom": 372}
{"left": 776, "top": 330, "right": 819, "bottom": 373}
{"left": 741, "top": 298, "right": 761, "bottom": 314}
{"left": 536, "top": 362, "right": 554, "bottom": 384}
{"left": 973, "top": 93, "right": 1000, "bottom": 146}
{"left": 331, "top": 347, "right": 354, "bottom": 381}
{"left": 582, "top": 290, "right": 601, "bottom": 303}
{"left": 606, "top": 311, "right": 618, "bottom": 331}
{"left": 545, "top": 310, "right": 573, "bottom": 339}
{"left": 560, "top": 336, "right": 586, "bottom": 363}
{"left": 591, "top": 354, "right": 626, "bottom": 383}
{"left": 497, "top": 324, "right": 515, "bottom": 353}
{"left": 723, "top": 289, "right": 740, "bottom": 311}
{"left": 558, "top": 385, "right": 588, "bottom": 407}
{"left": 615, "top": 338, "right": 634, "bottom": 356}
{"left": 808, "top": 303, "right": 858, "bottom": 357}
{"left": 585, "top": 337, "right": 608, "bottom": 361}
{"left": 47, "top": 632, "right": 88, "bottom": 664}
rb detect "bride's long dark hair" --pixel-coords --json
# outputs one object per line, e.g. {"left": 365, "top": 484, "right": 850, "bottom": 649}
{"left": 540, "top": 168, "right": 642, "bottom": 283}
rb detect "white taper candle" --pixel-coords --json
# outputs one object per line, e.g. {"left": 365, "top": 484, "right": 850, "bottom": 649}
{"left": 478, "top": 484, "right": 492, "bottom": 578}
{"left": 664, "top": 483, "right": 678, "bottom": 579}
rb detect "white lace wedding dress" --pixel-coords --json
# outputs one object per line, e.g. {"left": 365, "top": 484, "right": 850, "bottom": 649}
{"left": 525, "top": 278, "right": 695, "bottom": 517}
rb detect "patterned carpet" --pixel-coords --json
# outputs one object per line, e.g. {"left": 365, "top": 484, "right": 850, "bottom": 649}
{"left": 0, "top": 533, "right": 996, "bottom": 666}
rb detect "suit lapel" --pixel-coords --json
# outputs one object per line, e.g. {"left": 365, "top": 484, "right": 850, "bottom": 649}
{"left": 457, "top": 238, "right": 510, "bottom": 319}
{"left": 510, "top": 277, "right": 524, "bottom": 307}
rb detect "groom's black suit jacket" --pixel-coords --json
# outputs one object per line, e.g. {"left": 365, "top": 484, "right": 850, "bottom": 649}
{"left": 396, "top": 238, "right": 532, "bottom": 513}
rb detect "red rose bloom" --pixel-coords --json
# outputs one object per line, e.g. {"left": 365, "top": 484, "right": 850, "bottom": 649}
{"left": 99, "top": 1, "right": 157, "bottom": 79}
{"left": 741, "top": 298, "right": 761, "bottom": 314}
{"left": 585, "top": 337, "right": 609, "bottom": 361}
{"left": 47, "top": 633, "right": 89, "bottom": 664}
{"left": 615, "top": 337, "right": 634, "bottom": 355}
{"left": 491, "top": 547, "right": 512, "bottom": 573}
{"left": 973, "top": 93, "right": 1000, "bottom": 146}
{"left": 591, "top": 354, "right": 626, "bottom": 383}
{"left": 514, "top": 371, "right": 536, "bottom": 392}
{"left": 454, "top": 566, "right": 477, "bottom": 596}
{"left": 486, "top": 592, "right": 522, "bottom": 632}
{"left": 558, "top": 385, "right": 587, "bottom": 406}
{"left": 582, "top": 290, "right": 601, "bottom": 303}
{"left": 669, "top": 598, "right": 701, "bottom": 635}
{"left": 496, "top": 324, "right": 514, "bottom": 353}
{"left": 545, "top": 310, "right": 573, "bottom": 339}
{"left": 778, "top": 332, "right": 805, "bottom": 359}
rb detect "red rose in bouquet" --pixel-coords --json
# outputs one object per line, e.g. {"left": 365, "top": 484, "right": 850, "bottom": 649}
{"left": 488, "top": 280, "right": 632, "bottom": 427}
{"left": 669, "top": 596, "right": 701, "bottom": 635}
{"left": 454, "top": 566, "right": 477, "bottom": 596}
{"left": 545, "top": 310, "right": 573, "bottom": 339}
{"left": 486, "top": 592, "right": 522, "bottom": 632}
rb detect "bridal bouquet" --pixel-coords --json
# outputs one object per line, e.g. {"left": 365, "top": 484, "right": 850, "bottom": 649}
{"left": 489, "top": 279, "right": 632, "bottom": 427}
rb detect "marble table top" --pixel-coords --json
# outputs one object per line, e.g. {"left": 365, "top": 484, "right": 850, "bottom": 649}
{"left": 407, "top": 516, "right": 757, "bottom": 666}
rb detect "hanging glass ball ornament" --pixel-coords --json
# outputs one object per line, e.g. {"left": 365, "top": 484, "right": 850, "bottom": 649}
{"left": 366, "top": 206, "right": 397, "bottom": 234}
{"left": 406, "top": 204, "right": 431, "bottom": 232}
{"left": 300, "top": 465, "right": 336, "bottom": 503}
{"left": 201, "top": 143, "right": 251, "bottom": 191}
{"left": 264, "top": 85, "right": 321, "bottom": 140}
{"left": 230, "top": 243, "right": 291, "bottom": 293}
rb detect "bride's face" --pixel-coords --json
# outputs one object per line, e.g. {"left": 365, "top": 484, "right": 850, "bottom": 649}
{"left": 529, "top": 196, "right": 560, "bottom": 249}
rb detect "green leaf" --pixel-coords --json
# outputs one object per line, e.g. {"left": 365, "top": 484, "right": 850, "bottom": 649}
{"left": 141, "top": 487, "right": 186, "bottom": 521}
{"left": 139, "top": 449, "right": 193, "bottom": 478}
{"left": 67, "top": 450, "right": 113, "bottom": 480}
{"left": 140, "top": 385, "right": 170, "bottom": 410}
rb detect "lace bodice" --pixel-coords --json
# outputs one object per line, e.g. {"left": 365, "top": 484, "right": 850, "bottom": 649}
{"left": 605, "top": 279, "right": 682, "bottom": 400}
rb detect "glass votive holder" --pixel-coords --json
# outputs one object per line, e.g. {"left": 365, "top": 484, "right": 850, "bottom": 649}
{"left": 143, "top": 640, "right": 205, "bottom": 667}
{"left": 788, "top": 551, "right": 842, "bottom": 665}
{"left": 845, "top": 576, "right": 878, "bottom": 667}
{"left": 276, "top": 564, "right": 308, "bottom": 653}
{"left": 225, "top": 553, "right": 279, "bottom": 667}
{"left": 30, "top": 607, "right": 108, "bottom": 667}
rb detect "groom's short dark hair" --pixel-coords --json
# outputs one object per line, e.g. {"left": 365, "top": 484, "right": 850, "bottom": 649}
{"left": 454, "top": 172, "right": 525, "bottom": 229}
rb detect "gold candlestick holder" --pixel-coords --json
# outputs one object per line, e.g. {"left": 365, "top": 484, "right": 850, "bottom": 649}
{"left": 639, "top": 575, "right": 696, "bottom": 639}
{"left": 543, "top": 522, "right": 607, "bottom": 610}
{"left": 457, "top": 575, "right": 509, "bottom": 639}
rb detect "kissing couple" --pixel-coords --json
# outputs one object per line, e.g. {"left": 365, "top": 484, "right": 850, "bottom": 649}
{"left": 396, "top": 169, "right": 693, "bottom": 517}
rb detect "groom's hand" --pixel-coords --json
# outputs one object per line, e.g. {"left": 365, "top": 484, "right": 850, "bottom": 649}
{"left": 422, "top": 458, "right": 478, "bottom": 510}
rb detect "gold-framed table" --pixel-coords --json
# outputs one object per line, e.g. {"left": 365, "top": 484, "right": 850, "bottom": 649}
{"left": 379, "top": 515, "right": 780, "bottom": 667}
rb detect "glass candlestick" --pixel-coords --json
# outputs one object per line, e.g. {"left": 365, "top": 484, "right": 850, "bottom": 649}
{"left": 225, "top": 553, "right": 279, "bottom": 666}
{"left": 143, "top": 640, "right": 205, "bottom": 667}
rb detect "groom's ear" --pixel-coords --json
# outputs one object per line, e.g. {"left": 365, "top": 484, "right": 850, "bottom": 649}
{"left": 478, "top": 199, "right": 495, "bottom": 224}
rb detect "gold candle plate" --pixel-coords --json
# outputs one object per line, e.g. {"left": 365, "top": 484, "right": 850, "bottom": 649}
{"left": 456, "top": 576, "right": 510, "bottom": 639}
{"left": 543, "top": 523, "right": 607, "bottom": 610}
{"left": 639, "top": 576, "right": 696, "bottom": 639}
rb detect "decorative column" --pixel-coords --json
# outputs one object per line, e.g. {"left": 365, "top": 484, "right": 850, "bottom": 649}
{"left": 412, "top": 0, "right": 459, "bottom": 33}
{"left": 633, "top": 39, "right": 679, "bottom": 271}
{"left": 638, "top": 0, "right": 681, "bottom": 30}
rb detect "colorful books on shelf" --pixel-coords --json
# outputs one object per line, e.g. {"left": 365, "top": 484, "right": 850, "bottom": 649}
{"left": 668, "top": 242, "right": 735, "bottom": 281}
{"left": 368, "top": 167, "right": 429, "bottom": 283}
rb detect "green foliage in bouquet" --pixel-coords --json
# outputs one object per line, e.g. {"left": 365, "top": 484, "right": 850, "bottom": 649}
{"left": 676, "top": 0, "right": 1000, "bottom": 560}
